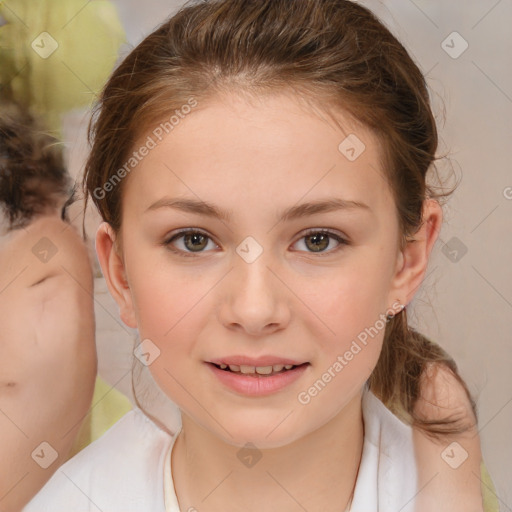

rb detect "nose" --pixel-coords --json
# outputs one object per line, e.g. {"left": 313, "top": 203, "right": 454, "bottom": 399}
{"left": 218, "top": 250, "right": 291, "bottom": 336}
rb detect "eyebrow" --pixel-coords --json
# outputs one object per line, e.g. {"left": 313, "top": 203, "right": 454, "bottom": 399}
{"left": 144, "top": 196, "right": 371, "bottom": 222}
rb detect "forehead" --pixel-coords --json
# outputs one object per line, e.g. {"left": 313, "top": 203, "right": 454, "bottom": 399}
{"left": 122, "top": 92, "right": 393, "bottom": 222}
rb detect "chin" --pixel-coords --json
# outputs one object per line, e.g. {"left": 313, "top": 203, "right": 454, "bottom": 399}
{"left": 209, "top": 416, "right": 305, "bottom": 450}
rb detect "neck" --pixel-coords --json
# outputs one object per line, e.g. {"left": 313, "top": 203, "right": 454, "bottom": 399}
{"left": 171, "top": 391, "right": 365, "bottom": 512}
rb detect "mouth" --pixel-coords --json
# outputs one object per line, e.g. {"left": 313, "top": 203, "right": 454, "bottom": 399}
{"left": 206, "top": 360, "right": 310, "bottom": 396}
{"left": 208, "top": 362, "right": 309, "bottom": 377}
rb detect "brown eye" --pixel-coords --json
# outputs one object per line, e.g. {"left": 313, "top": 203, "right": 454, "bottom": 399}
{"left": 163, "top": 229, "right": 217, "bottom": 257}
{"left": 182, "top": 232, "right": 208, "bottom": 252}
{"left": 294, "top": 229, "right": 348, "bottom": 255}
{"left": 305, "top": 232, "right": 330, "bottom": 252}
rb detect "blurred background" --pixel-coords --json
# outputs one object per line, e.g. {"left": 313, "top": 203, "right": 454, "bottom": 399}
{"left": 1, "top": 0, "right": 510, "bottom": 505}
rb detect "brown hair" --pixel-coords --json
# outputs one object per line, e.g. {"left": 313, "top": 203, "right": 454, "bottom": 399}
{"left": 83, "top": 0, "right": 476, "bottom": 440}
{"left": 0, "top": 101, "right": 74, "bottom": 230}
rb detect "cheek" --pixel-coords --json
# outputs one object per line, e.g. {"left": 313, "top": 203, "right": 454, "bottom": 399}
{"left": 129, "top": 269, "right": 205, "bottom": 407}
{"left": 297, "top": 250, "right": 395, "bottom": 391}
{"left": 312, "top": 285, "right": 386, "bottom": 383}
{"left": 126, "top": 246, "right": 190, "bottom": 332}
{"left": 127, "top": 259, "right": 210, "bottom": 373}
{"left": 131, "top": 273, "right": 197, "bottom": 340}
{"left": 307, "top": 260, "right": 393, "bottom": 338}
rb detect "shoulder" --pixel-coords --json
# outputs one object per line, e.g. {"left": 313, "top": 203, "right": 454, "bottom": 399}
{"left": 412, "top": 364, "right": 484, "bottom": 510}
{"left": 23, "top": 408, "right": 175, "bottom": 512}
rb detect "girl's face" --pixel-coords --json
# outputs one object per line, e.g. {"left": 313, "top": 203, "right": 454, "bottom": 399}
{"left": 99, "top": 91, "right": 421, "bottom": 448}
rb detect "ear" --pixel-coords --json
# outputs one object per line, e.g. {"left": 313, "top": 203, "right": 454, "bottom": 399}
{"left": 95, "top": 222, "right": 137, "bottom": 329}
{"left": 388, "top": 199, "right": 443, "bottom": 306}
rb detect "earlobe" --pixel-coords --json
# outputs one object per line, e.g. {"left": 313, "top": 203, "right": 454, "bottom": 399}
{"left": 95, "top": 222, "right": 138, "bottom": 329}
{"left": 389, "top": 199, "right": 443, "bottom": 306}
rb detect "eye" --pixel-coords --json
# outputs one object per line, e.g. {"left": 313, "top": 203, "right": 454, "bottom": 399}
{"left": 292, "top": 229, "right": 348, "bottom": 255}
{"left": 163, "top": 228, "right": 218, "bottom": 257}
{"left": 162, "top": 228, "right": 349, "bottom": 258}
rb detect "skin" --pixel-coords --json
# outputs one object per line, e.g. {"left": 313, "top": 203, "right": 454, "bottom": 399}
{"left": 96, "top": 90, "right": 473, "bottom": 512}
{"left": 0, "top": 212, "right": 97, "bottom": 512}
{"left": 413, "top": 363, "right": 484, "bottom": 512}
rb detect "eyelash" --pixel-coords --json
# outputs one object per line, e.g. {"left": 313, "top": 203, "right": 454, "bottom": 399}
{"left": 162, "top": 228, "right": 349, "bottom": 258}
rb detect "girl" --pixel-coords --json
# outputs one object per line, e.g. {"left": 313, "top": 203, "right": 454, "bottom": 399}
{"left": 22, "top": 0, "right": 496, "bottom": 510}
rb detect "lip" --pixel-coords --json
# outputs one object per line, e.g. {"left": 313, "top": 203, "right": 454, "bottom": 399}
{"left": 206, "top": 361, "right": 310, "bottom": 396}
{"left": 208, "top": 355, "right": 308, "bottom": 366}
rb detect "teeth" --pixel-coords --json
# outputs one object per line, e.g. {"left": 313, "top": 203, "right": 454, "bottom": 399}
{"left": 222, "top": 363, "right": 297, "bottom": 375}
{"left": 256, "top": 366, "right": 273, "bottom": 375}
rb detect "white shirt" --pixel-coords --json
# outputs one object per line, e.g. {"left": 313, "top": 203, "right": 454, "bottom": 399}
{"left": 23, "top": 388, "right": 417, "bottom": 512}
